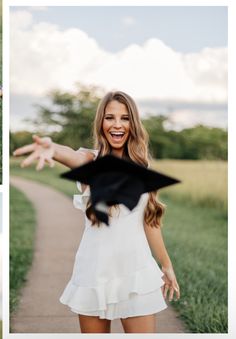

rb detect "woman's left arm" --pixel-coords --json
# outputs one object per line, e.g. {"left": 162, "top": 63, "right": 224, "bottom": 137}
{"left": 144, "top": 224, "right": 180, "bottom": 301}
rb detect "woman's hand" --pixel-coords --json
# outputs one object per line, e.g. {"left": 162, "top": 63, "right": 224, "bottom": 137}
{"left": 13, "top": 135, "right": 55, "bottom": 171}
{"left": 161, "top": 266, "right": 180, "bottom": 302}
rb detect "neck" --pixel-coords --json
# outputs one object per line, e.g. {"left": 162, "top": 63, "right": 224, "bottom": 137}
{"left": 111, "top": 148, "right": 124, "bottom": 158}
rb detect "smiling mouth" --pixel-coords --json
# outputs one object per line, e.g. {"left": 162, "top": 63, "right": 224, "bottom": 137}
{"left": 109, "top": 132, "right": 125, "bottom": 141}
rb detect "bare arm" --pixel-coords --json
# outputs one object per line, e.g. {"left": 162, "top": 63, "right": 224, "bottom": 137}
{"left": 52, "top": 143, "right": 94, "bottom": 169}
{"left": 13, "top": 135, "right": 94, "bottom": 170}
{"left": 144, "top": 224, "right": 180, "bottom": 301}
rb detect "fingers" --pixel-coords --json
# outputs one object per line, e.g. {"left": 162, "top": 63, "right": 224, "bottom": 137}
{"left": 45, "top": 157, "right": 55, "bottom": 168}
{"left": 36, "top": 156, "right": 45, "bottom": 171}
{"left": 13, "top": 144, "right": 35, "bottom": 156}
{"left": 33, "top": 135, "right": 52, "bottom": 147}
{"left": 21, "top": 152, "right": 38, "bottom": 168}
{"left": 168, "top": 286, "right": 175, "bottom": 302}
{"left": 163, "top": 284, "right": 170, "bottom": 299}
{"left": 174, "top": 284, "right": 180, "bottom": 300}
{"left": 162, "top": 282, "right": 180, "bottom": 302}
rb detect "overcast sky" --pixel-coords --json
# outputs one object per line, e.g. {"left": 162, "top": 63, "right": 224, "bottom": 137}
{"left": 10, "top": 6, "right": 228, "bottom": 131}
{"left": 15, "top": 6, "right": 227, "bottom": 53}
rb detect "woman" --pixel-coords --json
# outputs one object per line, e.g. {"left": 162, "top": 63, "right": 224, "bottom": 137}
{"left": 14, "top": 91, "right": 180, "bottom": 333}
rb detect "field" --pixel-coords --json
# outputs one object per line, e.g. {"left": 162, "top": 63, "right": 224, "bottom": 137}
{"left": 10, "top": 186, "right": 36, "bottom": 313}
{"left": 153, "top": 159, "right": 227, "bottom": 213}
{"left": 10, "top": 158, "right": 228, "bottom": 333}
{"left": 10, "top": 158, "right": 227, "bottom": 211}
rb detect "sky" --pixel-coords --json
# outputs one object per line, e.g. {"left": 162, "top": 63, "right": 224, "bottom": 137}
{"left": 10, "top": 6, "right": 228, "bottom": 131}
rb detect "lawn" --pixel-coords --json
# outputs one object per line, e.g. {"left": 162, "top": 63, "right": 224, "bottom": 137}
{"left": 10, "top": 158, "right": 228, "bottom": 332}
{"left": 153, "top": 159, "right": 227, "bottom": 214}
{"left": 10, "top": 186, "right": 36, "bottom": 313}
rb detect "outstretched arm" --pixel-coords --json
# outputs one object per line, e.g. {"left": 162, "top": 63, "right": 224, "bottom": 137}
{"left": 13, "top": 135, "right": 94, "bottom": 170}
{"left": 144, "top": 224, "right": 180, "bottom": 302}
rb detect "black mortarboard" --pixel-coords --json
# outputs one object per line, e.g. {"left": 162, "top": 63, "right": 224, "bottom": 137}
{"left": 61, "top": 155, "right": 180, "bottom": 225}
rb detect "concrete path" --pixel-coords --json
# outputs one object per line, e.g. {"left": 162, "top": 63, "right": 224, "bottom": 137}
{"left": 10, "top": 176, "right": 187, "bottom": 333}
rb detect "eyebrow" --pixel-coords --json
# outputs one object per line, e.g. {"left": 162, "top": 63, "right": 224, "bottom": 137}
{"left": 104, "top": 113, "right": 129, "bottom": 116}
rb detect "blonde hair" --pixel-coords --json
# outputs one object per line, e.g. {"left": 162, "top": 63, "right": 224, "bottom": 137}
{"left": 86, "top": 91, "right": 165, "bottom": 227}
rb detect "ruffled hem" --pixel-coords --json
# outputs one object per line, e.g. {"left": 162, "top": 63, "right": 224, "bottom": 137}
{"left": 60, "top": 262, "right": 165, "bottom": 314}
{"left": 70, "top": 288, "right": 167, "bottom": 320}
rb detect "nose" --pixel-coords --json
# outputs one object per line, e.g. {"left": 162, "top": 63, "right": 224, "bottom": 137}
{"left": 113, "top": 119, "right": 122, "bottom": 128}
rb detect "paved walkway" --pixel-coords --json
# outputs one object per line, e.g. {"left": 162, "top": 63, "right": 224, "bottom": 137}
{"left": 10, "top": 176, "right": 187, "bottom": 333}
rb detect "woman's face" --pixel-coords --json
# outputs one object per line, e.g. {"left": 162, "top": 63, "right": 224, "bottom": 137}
{"left": 102, "top": 100, "right": 130, "bottom": 155}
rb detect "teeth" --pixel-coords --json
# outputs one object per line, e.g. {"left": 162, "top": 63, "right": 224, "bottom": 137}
{"left": 110, "top": 132, "right": 124, "bottom": 136}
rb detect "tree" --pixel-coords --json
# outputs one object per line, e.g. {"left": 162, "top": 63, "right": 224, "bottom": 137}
{"left": 32, "top": 84, "right": 104, "bottom": 149}
{"left": 11, "top": 84, "right": 227, "bottom": 160}
{"left": 180, "top": 125, "right": 227, "bottom": 160}
{"left": 142, "top": 115, "right": 170, "bottom": 158}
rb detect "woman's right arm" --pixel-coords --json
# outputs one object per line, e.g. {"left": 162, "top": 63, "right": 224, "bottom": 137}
{"left": 13, "top": 135, "right": 94, "bottom": 170}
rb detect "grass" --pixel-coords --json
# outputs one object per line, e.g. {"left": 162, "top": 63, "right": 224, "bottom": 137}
{"left": 10, "top": 158, "right": 76, "bottom": 197}
{"left": 10, "top": 158, "right": 228, "bottom": 210}
{"left": 10, "top": 157, "right": 228, "bottom": 332}
{"left": 153, "top": 159, "right": 227, "bottom": 214}
{"left": 10, "top": 185, "right": 36, "bottom": 313}
{"left": 162, "top": 196, "right": 227, "bottom": 333}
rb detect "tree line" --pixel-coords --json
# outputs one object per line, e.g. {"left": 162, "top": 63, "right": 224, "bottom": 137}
{"left": 10, "top": 86, "right": 227, "bottom": 160}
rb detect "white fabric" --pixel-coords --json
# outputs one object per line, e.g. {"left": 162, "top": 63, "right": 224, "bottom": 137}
{"left": 60, "top": 148, "right": 167, "bottom": 320}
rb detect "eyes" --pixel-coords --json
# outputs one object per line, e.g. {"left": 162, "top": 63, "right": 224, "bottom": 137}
{"left": 104, "top": 115, "right": 129, "bottom": 121}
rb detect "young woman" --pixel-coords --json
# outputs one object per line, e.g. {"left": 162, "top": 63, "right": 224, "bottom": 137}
{"left": 14, "top": 91, "right": 180, "bottom": 333}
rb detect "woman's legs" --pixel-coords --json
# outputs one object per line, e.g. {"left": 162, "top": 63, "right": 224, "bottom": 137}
{"left": 121, "top": 313, "right": 156, "bottom": 333}
{"left": 78, "top": 314, "right": 111, "bottom": 333}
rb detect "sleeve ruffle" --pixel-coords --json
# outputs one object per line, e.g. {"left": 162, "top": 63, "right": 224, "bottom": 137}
{"left": 72, "top": 147, "right": 98, "bottom": 212}
{"left": 73, "top": 181, "right": 90, "bottom": 212}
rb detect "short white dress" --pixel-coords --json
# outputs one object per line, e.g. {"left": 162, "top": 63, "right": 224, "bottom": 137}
{"left": 60, "top": 149, "right": 167, "bottom": 320}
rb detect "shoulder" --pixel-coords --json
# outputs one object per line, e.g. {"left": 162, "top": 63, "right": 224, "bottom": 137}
{"left": 74, "top": 148, "right": 99, "bottom": 193}
{"left": 74, "top": 147, "right": 98, "bottom": 168}
{"left": 76, "top": 147, "right": 99, "bottom": 162}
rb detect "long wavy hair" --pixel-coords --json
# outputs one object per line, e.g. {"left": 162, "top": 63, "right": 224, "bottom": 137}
{"left": 86, "top": 91, "right": 165, "bottom": 228}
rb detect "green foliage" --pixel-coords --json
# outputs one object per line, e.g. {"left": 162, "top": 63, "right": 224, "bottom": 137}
{"left": 143, "top": 116, "right": 227, "bottom": 160}
{"left": 11, "top": 158, "right": 76, "bottom": 197}
{"left": 180, "top": 125, "right": 227, "bottom": 160}
{"left": 162, "top": 195, "right": 227, "bottom": 333}
{"left": 10, "top": 86, "right": 227, "bottom": 160}
{"left": 32, "top": 84, "right": 103, "bottom": 149}
{"left": 10, "top": 131, "right": 34, "bottom": 155}
{"left": 10, "top": 186, "right": 36, "bottom": 313}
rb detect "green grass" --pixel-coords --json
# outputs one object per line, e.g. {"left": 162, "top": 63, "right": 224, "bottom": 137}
{"left": 162, "top": 196, "right": 227, "bottom": 333}
{"left": 152, "top": 159, "right": 227, "bottom": 214}
{"left": 10, "top": 186, "right": 36, "bottom": 313}
{"left": 10, "top": 158, "right": 227, "bottom": 332}
{"left": 11, "top": 158, "right": 76, "bottom": 196}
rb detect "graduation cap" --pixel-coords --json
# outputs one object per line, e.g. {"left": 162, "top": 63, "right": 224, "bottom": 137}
{"left": 61, "top": 154, "right": 180, "bottom": 225}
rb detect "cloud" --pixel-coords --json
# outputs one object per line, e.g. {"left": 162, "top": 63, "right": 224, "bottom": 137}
{"left": 28, "top": 6, "right": 48, "bottom": 12}
{"left": 164, "top": 108, "right": 227, "bottom": 131}
{"left": 122, "top": 16, "right": 136, "bottom": 27}
{"left": 10, "top": 10, "right": 227, "bottom": 104}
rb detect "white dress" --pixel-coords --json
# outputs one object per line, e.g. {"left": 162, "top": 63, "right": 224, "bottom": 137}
{"left": 60, "top": 149, "right": 167, "bottom": 320}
